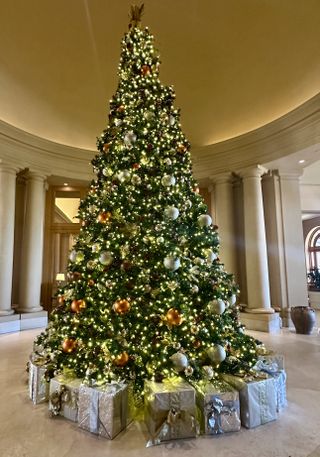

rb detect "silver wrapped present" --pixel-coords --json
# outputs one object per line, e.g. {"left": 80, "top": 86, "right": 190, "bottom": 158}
{"left": 254, "top": 359, "right": 287, "bottom": 412}
{"left": 28, "top": 355, "right": 49, "bottom": 405}
{"left": 49, "top": 375, "right": 82, "bottom": 422}
{"left": 257, "top": 351, "right": 285, "bottom": 370}
{"left": 144, "top": 379, "right": 197, "bottom": 446}
{"left": 195, "top": 380, "right": 240, "bottom": 435}
{"left": 222, "top": 373, "right": 277, "bottom": 429}
{"left": 78, "top": 383, "right": 129, "bottom": 439}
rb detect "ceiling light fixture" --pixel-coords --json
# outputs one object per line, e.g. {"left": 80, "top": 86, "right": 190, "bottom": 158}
{"left": 298, "top": 159, "right": 305, "bottom": 164}
{"left": 63, "top": 182, "right": 69, "bottom": 186}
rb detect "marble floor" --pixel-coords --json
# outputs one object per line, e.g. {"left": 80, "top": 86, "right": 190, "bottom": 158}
{"left": 1, "top": 325, "right": 320, "bottom": 457}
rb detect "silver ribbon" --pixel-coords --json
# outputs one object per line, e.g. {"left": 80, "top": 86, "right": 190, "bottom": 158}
{"left": 254, "top": 359, "right": 279, "bottom": 375}
{"left": 206, "top": 397, "right": 237, "bottom": 434}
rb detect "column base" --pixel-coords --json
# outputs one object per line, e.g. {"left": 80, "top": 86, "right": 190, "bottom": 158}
{"left": 20, "top": 311, "right": 48, "bottom": 330}
{"left": 279, "top": 308, "right": 293, "bottom": 328}
{"left": 16, "top": 305, "right": 43, "bottom": 313}
{"left": 0, "top": 309, "right": 15, "bottom": 316}
{"left": 0, "top": 314, "right": 20, "bottom": 334}
{"left": 240, "top": 310, "right": 281, "bottom": 333}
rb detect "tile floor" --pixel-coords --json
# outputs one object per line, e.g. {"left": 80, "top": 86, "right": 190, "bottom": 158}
{"left": 0, "top": 323, "right": 320, "bottom": 457}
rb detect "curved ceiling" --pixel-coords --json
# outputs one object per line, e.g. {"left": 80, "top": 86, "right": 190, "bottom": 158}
{"left": 1, "top": 0, "right": 320, "bottom": 150}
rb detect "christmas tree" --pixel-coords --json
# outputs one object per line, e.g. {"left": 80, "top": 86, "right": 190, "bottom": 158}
{"left": 35, "top": 5, "right": 259, "bottom": 395}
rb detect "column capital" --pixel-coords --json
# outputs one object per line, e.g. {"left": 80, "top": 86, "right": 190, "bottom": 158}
{"left": 27, "top": 170, "right": 47, "bottom": 182}
{"left": 237, "top": 164, "right": 268, "bottom": 179}
{"left": 276, "top": 168, "right": 303, "bottom": 180}
{"left": 210, "top": 171, "right": 234, "bottom": 185}
{"left": 0, "top": 160, "right": 19, "bottom": 175}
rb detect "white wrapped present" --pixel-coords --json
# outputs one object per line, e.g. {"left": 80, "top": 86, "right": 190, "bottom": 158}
{"left": 49, "top": 375, "right": 82, "bottom": 422}
{"left": 78, "top": 383, "right": 129, "bottom": 439}
{"left": 222, "top": 373, "right": 277, "bottom": 429}
{"left": 254, "top": 359, "right": 287, "bottom": 412}
{"left": 28, "top": 354, "right": 49, "bottom": 405}
{"left": 195, "top": 380, "right": 240, "bottom": 435}
{"left": 144, "top": 378, "right": 197, "bottom": 446}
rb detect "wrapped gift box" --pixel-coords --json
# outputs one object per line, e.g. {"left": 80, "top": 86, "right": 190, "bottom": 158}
{"left": 49, "top": 375, "right": 82, "bottom": 422}
{"left": 254, "top": 359, "right": 287, "bottom": 412}
{"left": 28, "top": 355, "right": 49, "bottom": 405}
{"left": 78, "top": 383, "right": 129, "bottom": 439}
{"left": 222, "top": 373, "right": 277, "bottom": 429}
{"left": 257, "top": 350, "right": 285, "bottom": 371}
{"left": 144, "top": 379, "right": 197, "bottom": 446}
{"left": 195, "top": 380, "right": 240, "bottom": 435}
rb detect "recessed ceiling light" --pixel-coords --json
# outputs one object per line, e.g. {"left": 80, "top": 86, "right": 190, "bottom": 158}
{"left": 298, "top": 159, "right": 305, "bottom": 164}
{"left": 63, "top": 182, "right": 69, "bottom": 186}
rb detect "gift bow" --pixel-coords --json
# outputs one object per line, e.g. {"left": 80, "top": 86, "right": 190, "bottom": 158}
{"left": 205, "top": 397, "right": 236, "bottom": 433}
{"left": 146, "top": 407, "right": 197, "bottom": 447}
{"left": 50, "top": 385, "right": 78, "bottom": 416}
{"left": 254, "top": 359, "right": 279, "bottom": 375}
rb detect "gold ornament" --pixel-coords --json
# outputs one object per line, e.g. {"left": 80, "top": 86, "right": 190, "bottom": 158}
{"left": 62, "top": 338, "right": 77, "bottom": 353}
{"left": 117, "top": 105, "right": 125, "bottom": 113}
{"left": 88, "top": 279, "right": 95, "bottom": 287}
{"left": 177, "top": 144, "right": 187, "bottom": 154}
{"left": 114, "top": 351, "right": 129, "bottom": 367}
{"left": 113, "top": 299, "right": 131, "bottom": 315}
{"left": 141, "top": 65, "right": 151, "bottom": 76}
{"left": 57, "top": 295, "right": 65, "bottom": 304}
{"left": 97, "top": 211, "right": 112, "bottom": 223}
{"left": 103, "top": 143, "right": 111, "bottom": 152}
{"left": 71, "top": 299, "right": 86, "bottom": 313}
{"left": 193, "top": 339, "right": 201, "bottom": 348}
{"left": 166, "top": 308, "right": 183, "bottom": 326}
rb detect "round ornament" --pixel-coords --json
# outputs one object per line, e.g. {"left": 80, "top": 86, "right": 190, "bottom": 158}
{"left": 161, "top": 175, "right": 176, "bottom": 187}
{"left": 132, "top": 163, "right": 140, "bottom": 169}
{"left": 198, "top": 214, "right": 212, "bottom": 227}
{"left": 163, "top": 256, "right": 180, "bottom": 271}
{"left": 116, "top": 105, "right": 125, "bottom": 113}
{"left": 202, "top": 365, "right": 214, "bottom": 380}
{"left": 124, "top": 131, "right": 137, "bottom": 147}
{"left": 169, "top": 115, "right": 175, "bottom": 126}
{"left": 98, "top": 211, "right": 112, "bottom": 223}
{"left": 88, "top": 279, "right": 95, "bottom": 287}
{"left": 170, "top": 352, "right": 188, "bottom": 371}
{"left": 193, "top": 339, "right": 201, "bottom": 348}
{"left": 177, "top": 144, "right": 187, "bottom": 154}
{"left": 204, "top": 249, "right": 217, "bottom": 263}
{"left": 144, "top": 111, "right": 155, "bottom": 121}
{"left": 114, "top": 351, "right": 129, "bottom": 367}
{"left": 207, "top": 345, "right": 226, "bottom": 363}
{"left": 57, "top": 295, "right": 65, "bottom": 304}
{"left": 71, "top": 299, "right": 86, "bottom": 313}
{"left": 207, "top": 299, "right": 226, "bottom": 315}
{"left": 69, "top": 250, "right": 77, "bottom": 262}
{"left": 62, "top": 338, "right": 77, "bottom": 353}
{"left": 164, "top": 206, "right": 179, "bottom": 220}
{"left": 99, "top": 251, "right": 113, "bottom": 266}
{"left": 191, "top": 285, "right": 199, "bottom": 294}
{"left": 86, "top": 260, "right": 95, "bottom": 270}
{"left": 103, "top": 143, "right": 111, "bottom": 153}
{"left": 75, "top": 251, "right": 84, "bottom": 263}
{"left": 131, "top": 175, "right": 141, "bottom": 185}
{"left": 166, "top": 308, "right": 183, "bottom": 326}
{"left": 141, "top": 65, "right": 151, "bottom": 76}
{"left": 113, "top": 299, "right": 131, "bottom": 315}
{"left": 92, "top": 243, "right": 100, "bottom": 253}
{"left": 118, "top": 169, "right": 131, "bottom": 182}
{"left": 163, "top": 158, "right": 172, "bottom": 166}
{"left": 229, "top": 294, "right": 237, "bottom": 306}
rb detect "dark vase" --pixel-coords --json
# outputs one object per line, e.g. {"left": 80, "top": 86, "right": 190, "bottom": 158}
{"left": 290, "top": 306, "right": 316, "bottom": 335}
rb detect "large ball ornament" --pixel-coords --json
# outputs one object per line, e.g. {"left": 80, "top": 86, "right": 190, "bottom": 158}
{"left": 117, "top": 169, "right": 131, "bottom": 182}
{"left": 207, "top": 345, "right": 226, "bottom": 363}
{"left": 62, "top": 338, "right": 77, "bottom": 353}
{"left": 164, "top": 206, "right": 179, "bottom": 220}
{"left": 229, "top": 294, "right": 237, "bottom": 306}
{"left": 161, "top": 175, "right": 176, "bottom": 187}
{"left": 98, "top": 211, "right": 112, "bottom": 223}
{"left": 202, "top": 365, "right": 214, "bottom": 380}
{"left": 57, "top": 295, "right": 65, "bottom": 304}
{"left": 113, "top": 299, "right": 131, "bottom": 315}
{"left": 163, "top": 256, "right": 180, "bottom": 271}
{"left": 99, "top": 251, "right": 113, "bottom": 266}
{"left": 75, "top": 251, "right": 84, "bottom": 263}
{"left": 69, "top": 250, "right": 77, "bottom": 262}
{"left": 170, "top": 352, "right": 188, "bottom": 371}
{"left": 141, "top": 65, "right": 151, "bottom": 76}
{"left": 177, "top": 144, "right": 187, "bottom": 154}
{"left": 103, "top": 143, "right": 111, "bottom": 152}
{"left": 204, "top": 249, "right": 217, "bottom": 263}
{"left": 71, "top": 299, "right": 86, "bottom": 313}
{"left": 166, "top": 308, "right": 183, "bottom": 326}
{"left": 114, "top": 352, "right": 129, "bottom": 367}
{"left": 207, "top": 299, "right": 226, "bottom": 315}
{"left": 198, "top": 214, "right": 212, "bottom": 227}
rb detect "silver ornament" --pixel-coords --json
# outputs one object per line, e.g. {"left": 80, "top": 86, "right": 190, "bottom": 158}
{"left": 161, "top": 175, "right": 176, "bottom": 187}
{"left": 170, "top": 352, "right": 188, "bottom": 371}
{"left": 207, "top": 299, "right": 226, "bottom": 315}
{"left": 75, "top": 251, "right": 84, "bottom": 262}
{"left": 69, "top": 250, "right": 77, "bottom": 262}
{"left": 164, "top": 206, "right": 179, "bottom": 220}
{"left": 164, "top": 256, "right": 180, "bottom": 271}
{"left": 207, "top": 345, "right": 226, "bottom": 363}
{"left": 198, "top": 214, "right": 212, "bottom": 227}
{"left": 99, "top": 251, "right": 113, "bottom": 266}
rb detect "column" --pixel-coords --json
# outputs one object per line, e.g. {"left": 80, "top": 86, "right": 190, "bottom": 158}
{"left": 211, "top": 172, "right": 237, "bottom": 276}
{"left": 278, "top": 170, "right": 308, "bottom": 319}
{"left": 239, "top": 165, "right": 280, "bottom": 332}
{"left": 17, "top": 171, "right": 46, "bottom": 313}
{"left": 0, "top": 163, "right": 17, "bottom": 316}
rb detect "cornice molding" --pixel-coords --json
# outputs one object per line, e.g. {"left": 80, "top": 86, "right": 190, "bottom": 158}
{"left": 191, "top": 92, "right": 320, "bottom": 179}
{"left": 1, "top": 92, "right": 320, "bottom": 183}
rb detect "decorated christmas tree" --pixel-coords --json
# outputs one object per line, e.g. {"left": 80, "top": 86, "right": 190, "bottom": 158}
{"left": 35, "top": 5, "right": 259, "bottom": 396}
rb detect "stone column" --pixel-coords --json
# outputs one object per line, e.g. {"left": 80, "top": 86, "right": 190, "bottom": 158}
{"left": 278, "top": 170, "right": 309, "bottom": 321}
{"left": 0, "top": 163, "right": 17, "bottom": 316}
{"left": 239, "top": 165, "right": 280, "bottom": 332}
{"left": 17, "top": 171, "right": 46, "bottom": 313}
{"left": 211, "top": 172, "right": 237, "bottom": 276}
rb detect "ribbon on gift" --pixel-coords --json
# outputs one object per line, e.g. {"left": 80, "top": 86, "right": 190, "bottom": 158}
{"left": 205, "top": 397, "right": 237, "bottom": 434}
{"left": 50, "top": 384, "right": 79, "bottom": 417}
{"left": 146, "top": 407, "right": 197, "bottom": 447}
{"left": 254, "top": 359, "right": 279, "bottom": 375}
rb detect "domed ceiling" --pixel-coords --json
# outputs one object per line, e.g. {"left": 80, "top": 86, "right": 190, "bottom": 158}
{"left": 1, "top": 0, "right": 320, "bottom": 150}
